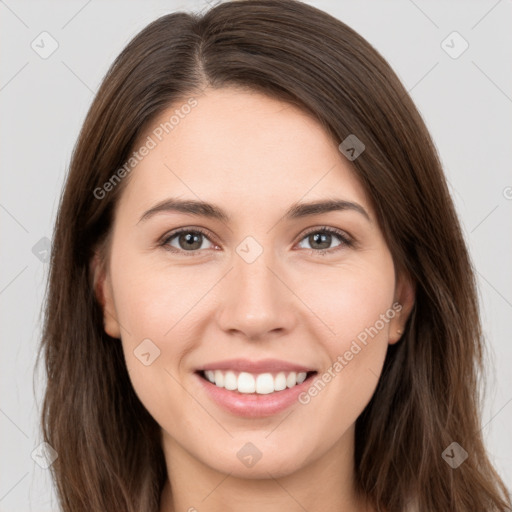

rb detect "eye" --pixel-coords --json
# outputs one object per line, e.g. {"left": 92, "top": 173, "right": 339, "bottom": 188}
{"left": 160, "top": 228, "right": 216, "bottom": 255}
{"left": 159, "top": 226, "right": 353, "bottom": 257}
{"left": 296, "top": 226, "right": 353, "bottom": 255}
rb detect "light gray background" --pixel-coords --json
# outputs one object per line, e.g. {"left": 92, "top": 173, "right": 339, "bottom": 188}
{"left": 1, "top": 0, "right": 511, "bottom": 510}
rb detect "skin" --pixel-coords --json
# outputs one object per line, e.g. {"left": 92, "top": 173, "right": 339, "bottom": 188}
{"left": 92, "top": 87, "right": 414, "bottom": 512}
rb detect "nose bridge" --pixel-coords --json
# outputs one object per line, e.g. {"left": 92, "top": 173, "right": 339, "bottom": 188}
{"left": 216, "top": 236, "right": 295, "bottom": 338}
{"left": 236, "top": 245, "right": 277, "bottom": 302}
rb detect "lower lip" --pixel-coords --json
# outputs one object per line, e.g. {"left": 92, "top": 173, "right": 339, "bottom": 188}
{"left": 194, "top": 371, "right": 316, "bottom": 418}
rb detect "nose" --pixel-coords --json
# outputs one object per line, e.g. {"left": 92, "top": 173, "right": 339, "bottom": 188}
{"left": 215, "top": 247, "right": 297, "bottom": 341}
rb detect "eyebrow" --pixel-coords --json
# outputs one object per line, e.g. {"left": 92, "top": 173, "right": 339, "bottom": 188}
{"left": 137, "top": 197, "right": 371, "bottom": 224}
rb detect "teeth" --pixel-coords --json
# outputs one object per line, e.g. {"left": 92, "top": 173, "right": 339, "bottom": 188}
{"left": 274, "top": 372, "right": 287, "bottom": 391}
{"left": 296, "top": 372, "right": 307, "bottom": 384}
{"left": 256, "top": 373, "right": 273, "bottom": 394}
{"left": 224, "top": 371, "right": 237, "bottom": 391}
{"left": 286, "top": 372, "right": 297, "bottom": 388}
{"left": 202, "top": 370, "right": 309, "bottom": 394}
{"left": 214, "top": 370, "right": 224, "bottom": 388}
{"left": 238, "top": 372, "right": 255, "bottom": 393}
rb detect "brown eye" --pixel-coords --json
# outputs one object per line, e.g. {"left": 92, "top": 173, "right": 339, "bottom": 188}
{"left": 297, "top": 227, "right": 352, "bottom": 255}
{"left": 161, "top": 229, "right": 215, "bottom": 254}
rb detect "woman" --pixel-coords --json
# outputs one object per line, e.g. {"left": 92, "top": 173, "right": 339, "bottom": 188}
{"left": 38, "top": 0, "right": 511, "bottom": 510}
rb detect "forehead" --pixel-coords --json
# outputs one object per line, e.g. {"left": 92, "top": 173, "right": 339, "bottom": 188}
{"left": 118, "top": 87, "right": 370, "bottom": 219}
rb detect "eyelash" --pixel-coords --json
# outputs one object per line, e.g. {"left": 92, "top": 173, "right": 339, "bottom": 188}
{"left": 159, "top": 226, "right": 354, "bottom": 257}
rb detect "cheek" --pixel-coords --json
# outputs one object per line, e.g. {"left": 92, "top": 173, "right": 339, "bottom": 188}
{"left": 296, "top": 259, "right": 395, "bottom": 411}
{"left": 107, "top": 253, "right": 186, "bottom": 399}
{"left": 298, "top": 257, "right": 396, "bottom": 346}
{"left": 111, "top": 248, "right": 200, "bottom": 339}
{"left": 111, "top": 266, "right": 195, "bottom": 431}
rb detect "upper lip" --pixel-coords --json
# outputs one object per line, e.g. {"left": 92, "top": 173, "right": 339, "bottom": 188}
{"left": 197, "top": 358, "right": 316, "bottom": 374}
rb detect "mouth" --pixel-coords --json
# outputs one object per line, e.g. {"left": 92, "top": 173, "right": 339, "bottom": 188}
{"left": 195, "top": 369, "right": 318, "bottom": 395}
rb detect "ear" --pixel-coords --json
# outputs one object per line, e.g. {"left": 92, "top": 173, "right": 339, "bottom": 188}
{"left": 90, "top": 251, "right": 121, "bottom": 339}
{"left": 388, "top": 269, "right": 415, "bottom": 345}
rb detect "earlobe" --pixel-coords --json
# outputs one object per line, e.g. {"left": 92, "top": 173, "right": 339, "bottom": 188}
{"left": 90, "top": 252, "right": 121, "bottom": 339}
{"left": 388, "top": 270, "right": 416, "bottom": 345}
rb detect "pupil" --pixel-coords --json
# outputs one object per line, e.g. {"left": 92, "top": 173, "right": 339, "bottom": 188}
{"left": 181, "top": 232, "right": 201, "bottom": 250}
{"left": 311, "top": 232, "right": 330, "bottom": 250}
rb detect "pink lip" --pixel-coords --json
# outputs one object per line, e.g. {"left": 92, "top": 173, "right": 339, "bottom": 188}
{"left": 194, "top": 371, "right": 316, "bottom": 418}
{"left": 196, "top": 358, "right": 315, "bottom": 374}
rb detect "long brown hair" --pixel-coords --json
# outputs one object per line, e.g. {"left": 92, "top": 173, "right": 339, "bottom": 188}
{"left": 37, "top": 1, "right": 511, "bottom": 510}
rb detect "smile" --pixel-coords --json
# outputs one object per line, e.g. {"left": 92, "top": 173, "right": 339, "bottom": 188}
{"left": 198, "top": 369, "right": 317, "bottom": 394}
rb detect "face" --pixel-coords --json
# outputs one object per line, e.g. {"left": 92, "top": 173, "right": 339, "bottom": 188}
{"left": 93, "top": 87, "right": 413, "bottom": 480}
